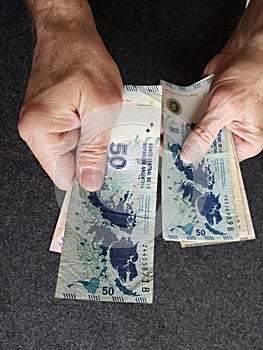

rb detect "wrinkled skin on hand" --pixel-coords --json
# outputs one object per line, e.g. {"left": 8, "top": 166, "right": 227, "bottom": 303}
{"left": 181, "top": 33, "right": 263, "bottom": 163}
{"left": 19, "top": 21, "right": 123, "bottom": 191}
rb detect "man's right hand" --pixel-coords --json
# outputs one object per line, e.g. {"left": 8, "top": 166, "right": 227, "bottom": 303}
{"left": 19, "top": 0, "right": 123, "bottom": 191}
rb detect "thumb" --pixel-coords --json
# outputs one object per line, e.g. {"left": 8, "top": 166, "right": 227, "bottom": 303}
{"left": 180, "top": 111, "right": 227, "bottom": 163}
{"left": 76, "top": 103, "right": 122, "bottom": 191}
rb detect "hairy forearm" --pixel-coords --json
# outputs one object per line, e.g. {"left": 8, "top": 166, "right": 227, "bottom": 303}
{"left": 239, "top": 0, "right": 263, "bottom": 32}
{"left": 229, "top": 0, "right": 263, "bottom": 50}
{"left": 26, "top": 0, "right": 96, "bottom": 33}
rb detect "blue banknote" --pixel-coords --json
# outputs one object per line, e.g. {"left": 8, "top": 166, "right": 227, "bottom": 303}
{"left": 55, "top": 86, "right": 161, "bottom": 303}
{"left": 161, "top": 76, "right": 242, "bottom": 243}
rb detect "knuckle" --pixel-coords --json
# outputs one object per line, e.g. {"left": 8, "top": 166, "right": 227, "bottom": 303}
{"left": 80, "top": 144, "right": 108, "bottom": 158}
{"left": 18, "top": 103, "right": 48, "bottom": 144}
{"left": 252, "top": 143, "right": 263, "bottom": 155}
{"left": 236, "top": 140, "right": 263, "bottom": 162}
{"left": 18, "top": 108, "right": 35, "bottom": 141}
{"left": 78, "top": 143, "right": 108, "bottom": 167}
{"left": 192, "top": 125, "right": 216, "bottom": 145}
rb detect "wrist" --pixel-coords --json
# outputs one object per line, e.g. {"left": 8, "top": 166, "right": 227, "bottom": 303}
{"left": 27, "top": 0, "right": 96, "bottom": 37}
{"left": 227, "top": 0, "right": 263, "bottom": 52}
{"left": 223, "top": 30, "right": 263, "bottom": 58}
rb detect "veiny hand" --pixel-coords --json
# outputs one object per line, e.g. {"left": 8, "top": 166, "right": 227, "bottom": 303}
{"left": 181, "top": 0, "right": 263, "bottom": 163}
{"left": 19, "top": 4, "right": 123, "bottom": 191}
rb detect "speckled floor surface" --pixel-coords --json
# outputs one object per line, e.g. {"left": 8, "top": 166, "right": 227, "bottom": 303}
{"left": 1, "top": 1, "right": 263, "bottom": 349}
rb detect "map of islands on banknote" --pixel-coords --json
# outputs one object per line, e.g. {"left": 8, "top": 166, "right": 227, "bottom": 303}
{"left": 55, "top": 85, "right": 162, "bottom": 303}
{"left": 161, "top": 76, "right": 255, "bottom": 245}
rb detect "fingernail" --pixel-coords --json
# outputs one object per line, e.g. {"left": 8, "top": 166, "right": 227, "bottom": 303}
{"left": 80, "top": 168, "right": 104, "bottom": 191}
{"left": 180, "top": 142, "right": 202, "bottom": 164}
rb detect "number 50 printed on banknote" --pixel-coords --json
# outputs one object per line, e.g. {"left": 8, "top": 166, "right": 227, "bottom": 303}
{"left": 55, "top": 86, "right": 161, "bottom": 303}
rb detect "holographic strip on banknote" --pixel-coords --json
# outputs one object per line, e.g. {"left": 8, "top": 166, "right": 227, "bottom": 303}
{"left": 161, "top": 75, "right": 245, "bottom": 244}
{"left": 55, "top": 85, "right": 161, "bottom": 303}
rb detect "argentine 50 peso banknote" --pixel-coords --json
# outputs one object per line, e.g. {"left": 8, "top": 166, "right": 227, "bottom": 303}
{"left": 55, "top": 85, "right": 162, "bottom": 303}
{"left": 161, "top": 76, "right": 255, "bottom": 246}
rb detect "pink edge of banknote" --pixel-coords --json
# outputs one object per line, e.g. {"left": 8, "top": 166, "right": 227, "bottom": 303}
{"left": 49, "top": 189, "right": 71, "bottom": 253}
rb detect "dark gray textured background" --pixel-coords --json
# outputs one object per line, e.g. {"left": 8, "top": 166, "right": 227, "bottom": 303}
{"left": 1, "top": 1, "right": 262, "bottom": 349}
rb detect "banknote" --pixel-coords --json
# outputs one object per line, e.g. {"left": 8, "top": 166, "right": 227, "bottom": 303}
{"left": 55, "top": 85, "right": 161, "bottom": 303}
{"left": 50, "top": 189, "right": 71, "bottom": 253}
{"left": 180, "top": 129, "right": 255, "bottom": 247}
{"left": 161, "top": 75, "right": 255, "bottom": 245}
